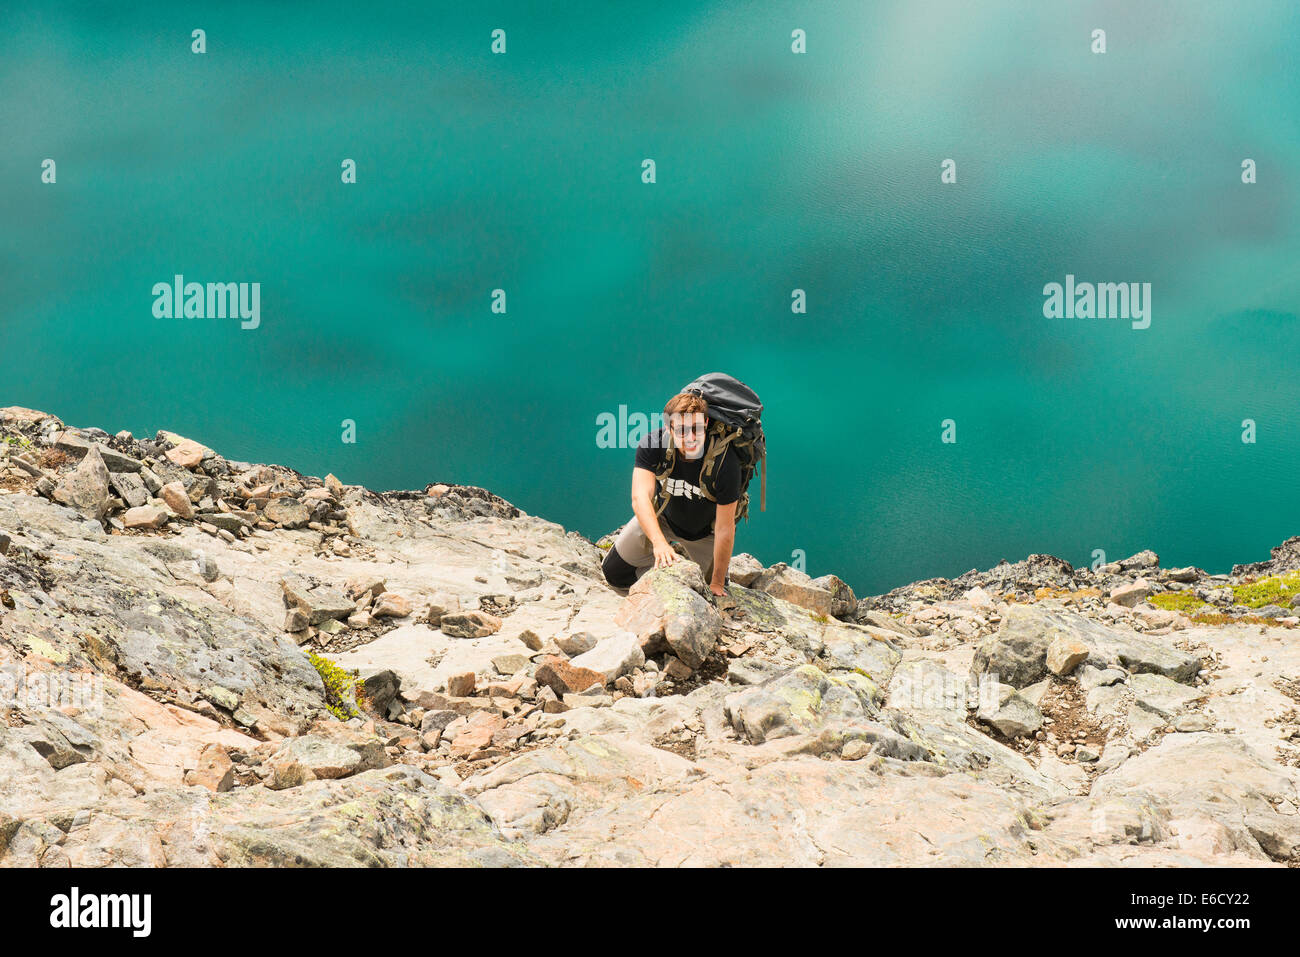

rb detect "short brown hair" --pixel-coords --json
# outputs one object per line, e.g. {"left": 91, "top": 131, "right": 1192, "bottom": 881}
{"left": 663, "top": 393, "right": 708, "bottom": 417}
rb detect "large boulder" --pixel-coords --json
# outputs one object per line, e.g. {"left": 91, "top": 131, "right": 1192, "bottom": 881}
{"left": 615, "top": 561, "right": 722, "bottom": 669}
{"left": 751, "top": 563, "right": 833, "bottom": 617}
{"left": 52, "top": 442, "right": 111, "bottom": 520}
{"left": 810, "top": 574, "right": 857, "bottom": 619}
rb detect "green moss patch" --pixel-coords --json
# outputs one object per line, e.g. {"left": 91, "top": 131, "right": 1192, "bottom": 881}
{"left": 1231, "top": 570, "right": 1300, "bottom": 609}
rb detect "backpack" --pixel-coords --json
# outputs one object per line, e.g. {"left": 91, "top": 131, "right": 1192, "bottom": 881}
{"left": 652, "top": 372, "right": 766, "bottom": 524}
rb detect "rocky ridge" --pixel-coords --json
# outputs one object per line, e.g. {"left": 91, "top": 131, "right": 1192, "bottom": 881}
{"left": 2, "top": 405, "right": 1300, "bottom": 866}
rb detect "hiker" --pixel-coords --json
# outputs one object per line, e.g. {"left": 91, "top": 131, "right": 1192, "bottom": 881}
{"left": 602, "top": 371, "right": 766, "bottom": 598}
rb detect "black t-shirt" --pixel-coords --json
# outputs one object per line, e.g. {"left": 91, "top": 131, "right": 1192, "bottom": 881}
{"left": 634, "top": 427, "right": 741, "bottom": 540}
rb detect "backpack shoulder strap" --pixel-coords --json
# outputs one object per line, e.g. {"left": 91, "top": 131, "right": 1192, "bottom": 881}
{"left": 697, "top": 426, "right": 739, "bottom": 503}
{"left": 651, "top": 428, "right": 676, "bottom": 516}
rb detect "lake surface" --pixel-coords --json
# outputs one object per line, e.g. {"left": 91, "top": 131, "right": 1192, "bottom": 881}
{"left": 3, "top": 1, "right": 1298, "bottom": 595}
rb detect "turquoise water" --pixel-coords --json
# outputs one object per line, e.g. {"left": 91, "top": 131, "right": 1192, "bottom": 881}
{"left": 3, "top": 1, "right": 1298, "bottom": 595}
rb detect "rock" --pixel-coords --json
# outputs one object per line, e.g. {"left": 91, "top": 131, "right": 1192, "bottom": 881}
{"left": 662, "top": 657, "right": 693, "bottom": 681}
{"left": 159, "top": 481, "right": 195, "bottom": 519}
{"left": 728, "top": 553, "right": 764, "bottom": 586}
{"left": 440, "top": 611, "right": 503, "bottom": 639}
{"left": 969, "top": 603, "right": 1056, "bottom": 688}
{"left": 16, "top": 724, "right": 88, "bottom": 770}
{"left": 108, "top": 471, "right": 149, "bottom": 508}
{"left": 345, "top": 575, "right": 387, "bottom": 600}
{"left": 556, "top": 632, "right": 599, "bottom": 657}
{"left": 1078, "top": 664, "right": 1126, "bottom": 691}
{"left": 264, "top": 498, "right": 311, "bottom": 528}
{"left": 491, "top": 653, "right": 530, "bottom": 676}
{"left": 360, "top": 670, "right": 401, "bottom": 716}
{"left": 446, "top": 672, "right": 476, "bottom": 697}
{"left": 1174, "top": 713, "right": 1214, "bottom": 732}
{"left": 139, "top": 466, "right": 162, "bottom": 494}
{"left": 810, "top": 573, "right": 857, "bottom": 619}
{"left": 630, "top": 558, "right": 710, "bottom": 597}
{"left": 52, "top": 442, "right": 111, "bottom": 520}
{"left": 201, "top": 686, "right": 241, "bottom": 711}
{"left": 1232, "top": 535, "right": 1300, "bottom": 578}
{"left": 267, "top": 728, "right": 390, "bottom": 781}
{"left": 971, "top": 602, "right": 1200, "bottom": 689}
{"left": 421, "top": 597, "right": 462, "bottom": 628}
{"left": 751, "top": 563, "right": 833, "bottom": 617}
{"left": 198, "top": 512, "right": 247, "bottom": 534}
{"left": 1164, "top": 567, "right": 1201, "bottom": 583}
{"left": 534, "top": 656, "right": 605, "bottom": 696}
{"left": 421, "top": 710, "right": 459, "bottom": 736}
{"left": 1046, "top": 636, "right": 1089, "bottom": 676}
{"left": 726, "top": 658, "right": 785, "bottom": 686}
{"left": 281, "top": 576, "right": 355, "bottom": 625}
{"left": 854, "top": 610, "right": 920, "bottom": 639}
{"left": 1118, "top": 550, "right": 1159, "bottom": 571}
{"left": 1109, "top": 579, "right": 1153, "bottom": 608}
{"left": 723, "top": 664, "right": 899, "bottom": 749}
{"left": 184, "top": 744, "right": 235, "bottom": 792}
{"left": 164, "top": 438, "right": 209, "bottom": 469}
{"left": 976, "top": 682, "right": 1043, "bottom": 738}
{"left": 841, "top": 739, "right": 871, "bottom": 760}
{"left": 1019, "top": 679, "right": 1049, "bottom": 707}
{"left": 52, "top": 432, "right": 142, "bottom": 472}
{"left": 616, "top": 562, "right": 722, "bottom": 669}
{"left": 122, "top": 505, "right": 168, "bottom": 530}
{"left": 1091, "top": 734, "right": 1300, "bottom": 861}
{"left": 819, "top": 623, "right": 903, "bottom": 684}
{"left": 1128, "top": 673, "right": 1203, "bottom": 719}
{"left": 562, "top": 693, "right": 614, "bottom": 709}
{"left": 516, "top": 629, "right": 544, "bottom": 651}
{"left": 569, "top": 631, "right": 645, "bottom": 683}
{"left": 371, "top": 593, "right": 412, "bottom": 618}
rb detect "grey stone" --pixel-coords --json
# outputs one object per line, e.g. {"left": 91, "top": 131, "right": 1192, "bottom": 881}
{"left": 108, "top": 471, "right": 149, "bottom": 508}
{"left": 556, "top": 632, "right": 599, "bottom": 657}
{"left": 265, "top": 498, "right": 311, "bottom": 528}
{"left": 810, "top": 573, "right": 857, "bottom": 619}
{"left": 976, "top": 682, "right": 1042, "bottom": 738}
{"left": 569, "top": 631, "right": 644, "bottom": 683}
{"left": 728, "top": 553, "right": 764, "bottom": 587}
{"left": 52, "top": 443, "right": 111, "bottom": 520}
{"left": 1128, "top": 673, "right": 1203, "bottom": 718}
{"left": 360, "top": 669, "right": 401, "bottom": 716}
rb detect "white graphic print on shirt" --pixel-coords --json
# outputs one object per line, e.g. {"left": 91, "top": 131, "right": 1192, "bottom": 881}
{"left": 663, "top": 476, "right": 704, "bottom": 500}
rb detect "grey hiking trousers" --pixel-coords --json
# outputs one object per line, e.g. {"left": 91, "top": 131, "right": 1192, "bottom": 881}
{"left": 600, "top": 514, "right": 726, "bottom": 588}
